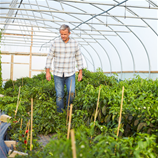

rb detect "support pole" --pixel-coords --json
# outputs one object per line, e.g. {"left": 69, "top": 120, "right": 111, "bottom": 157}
{"left": 116, "top": 86, "right": 124, "bottom": 139}
{"left": 67, "top": 104, "right": 73, "bottom": 139}
{"left": 71, "top": 129, "right": 77, "bottom": 158}
{"left": 30, "top": 98, "right": 33, "bottom": 151}
{"left": 94, "top": 85, "right": 101, "bottom": 126}
{"left": 29, "top": 27, "right": 33, "bottom": 78}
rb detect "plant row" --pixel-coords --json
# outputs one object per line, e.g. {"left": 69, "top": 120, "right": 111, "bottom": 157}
{"left": 0, "top": 69, "right": 158, "bottom": 157}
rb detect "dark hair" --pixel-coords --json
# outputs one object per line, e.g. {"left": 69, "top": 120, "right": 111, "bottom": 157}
{"left": 59, "top": 24, "right": 70, "bottom": 32}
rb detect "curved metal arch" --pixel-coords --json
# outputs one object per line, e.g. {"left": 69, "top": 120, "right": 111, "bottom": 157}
{"left": 3, "top": 4, "right": 96, "bottom": 72}
{"left": 48, "top": 0, "right": 158, "bottom": 10}
{"left": 1, "top": 1, "right": 153, "bottom": 76}
{"left": 2, "top": 1, "right": 157, "bottom": 37}
{"left": 105, "top": 38, "right": 123, "bottom": 79}
{"left": 1, "top": 1, "right": 158, "bottom": 10}
{"left": 80, "top": 53, "right": 88, "bottom": 69}
{"left": 2, "top": 1, "right": 135, "bottom": 74}
{"left": 78, "top": 50, "right": 89, "bottom": 69}
{"left": 59, "top": 1, "right": 153, "bottom": 79}
{"left": 109, "top": 26, "right": 136, "bottom": 74}
{"left": 60, "top": 1, "right": 132, "bottom": 74}
{"left": 1, "top": 15, "right": 96, "bottom": 72}
{"left": 90, "top": 4, "right": 135, "bottom": 79}
{"left": 80, "top": 45, "right": 96, "bottom": 71}
{"left": 125, "top": 4, "right": 158, "bottom": 37}
{"left": 89, "top": 1, "right": 150, "bottom": 78}
{"left": 1, "top": 1, "right": 109, "bottom": 71}
{"left": 19, "top": 1, "right": 104, "bottom": 71}
{"left": 60, "top": 1, "right": 113, "bottom": 73}
{"left": 85, "top": 10, "right": 123, "bottom": 78}
{"left": 20, "top": 0, "right": 132, "bottom": 75}
{"left": 60, "top": 0, "right": 151, "bottom": 78}
{"left": 112, "top": 0, "right": 151, "bottom": 78}
{"left": 1, "top": 2, "right": 97, "bottom": 71}
{"left": 146, "top": 0, "right": 157, "bottom": 7}
{"left": 62, "top": 1, "right": 138, "bottom": 77}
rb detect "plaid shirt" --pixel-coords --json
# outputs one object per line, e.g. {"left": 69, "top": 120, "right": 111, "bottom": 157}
{"left": 45, "top": 37, "right": 84, "bottom": 77}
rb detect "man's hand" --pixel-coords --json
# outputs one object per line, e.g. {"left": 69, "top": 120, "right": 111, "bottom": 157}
{"left": 78, "top": 69, "right": 82, "bottom": 82}
{"left": 46, "top": 69, "right": 51, "bottom": 81}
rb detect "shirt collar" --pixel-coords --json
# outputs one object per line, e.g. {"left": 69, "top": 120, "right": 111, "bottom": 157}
{"left": 60, "top": 37, "right": 71, "bottom": 44}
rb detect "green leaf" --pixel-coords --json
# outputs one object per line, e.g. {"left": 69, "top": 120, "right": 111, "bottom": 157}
{"left": 128, "top": 115, "right": 133, "bottom": 121}
{"left": 134, "top": 119, "right": 139, "bottom": 126}
{"left": 137, "top": 123, "right": 147, "bottom": 132}
{"left": 102, "top": 106, "right": 106, "bottom": 115}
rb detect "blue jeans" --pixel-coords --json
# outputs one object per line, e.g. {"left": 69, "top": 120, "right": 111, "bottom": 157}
{"left": 54, "top": 73, "right": 75, "bottom": 112}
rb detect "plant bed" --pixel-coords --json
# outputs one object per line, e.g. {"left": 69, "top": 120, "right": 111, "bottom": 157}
{"left": 0, "top": 69, "right": 158, "bottom": 157}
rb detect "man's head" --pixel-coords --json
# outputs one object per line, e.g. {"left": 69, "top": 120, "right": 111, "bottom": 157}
{"left": 59, "top": 24, "right": 71, "bottom": 43}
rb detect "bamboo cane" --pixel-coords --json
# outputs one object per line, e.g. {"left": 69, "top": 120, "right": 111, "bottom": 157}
{"left": 15, "top": 86, "right": 21, "bottom": 116}
{"left": 90, "top": 85, "right": 101, "bottom": 140}
{"left": 30, "top": 98, "right": 33, "bottom": 151}
{"left": 94, "top": 85, "right": 101, "bottom": 126}
{"left": 22, "top": 78, "right": 23, "bottom": 87}
{"left": 116, "top": 86, "right": 124, "bottom": 139}
{"left": 67, "top": 104, "right": 73, "bottom": 139}
{"left": 66, "top": 79, "right": 72, "bottom": 126}
{"left": 71, "top": 129, "right": 77, "bottom": 158}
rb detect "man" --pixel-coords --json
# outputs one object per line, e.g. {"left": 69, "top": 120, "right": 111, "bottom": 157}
{"left": 45, "top": 24, "right": 83, "bottom": 112}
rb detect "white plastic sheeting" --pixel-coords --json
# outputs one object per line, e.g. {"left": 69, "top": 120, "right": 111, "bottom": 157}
{"left": 0, "top": 0, "right": 158, "bottom": 80}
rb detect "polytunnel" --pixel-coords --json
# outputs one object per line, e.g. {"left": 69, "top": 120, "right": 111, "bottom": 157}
{"left": 1, "top": 1, "right": 158, "bottom": 157}
{"left": 0, "top": 0, "right": 158, "bottom": 82}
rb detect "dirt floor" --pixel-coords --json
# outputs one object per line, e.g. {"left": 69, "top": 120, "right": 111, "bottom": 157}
{"left": 37, "top": 134, "right": 55, "bottom": 147}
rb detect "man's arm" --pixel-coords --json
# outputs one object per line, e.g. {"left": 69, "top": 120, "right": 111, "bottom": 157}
{"left": 45, "top": 42, "right": 55, "bottom": 81}
{"left": 75, "top": 42, "right": 84, "bottom": 82}
{"left": 46, "top": 68, "right": 51, "bottom": 81}
{"left": 78, "top": 69, "right": 82, "bottom": 82}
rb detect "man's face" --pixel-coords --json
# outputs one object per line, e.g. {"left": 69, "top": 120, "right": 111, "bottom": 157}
{"left": 60, "top": 29, "right": 70, "bottom": 43}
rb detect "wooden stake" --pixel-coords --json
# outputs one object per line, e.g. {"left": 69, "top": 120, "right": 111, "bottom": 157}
{"left": 67, "top": 104, "right": 73, "bottom": 139}
{"left": 71, "top": 129, "right": 77, "bottom": 158}
{"left": 90, "top": 85, "right": 101, "bottom": 140}
{"left": 94, "top": 85, "right": 101, "bottom": 126}
{"left": 66, "top": 79, "right": 72, "bottom": 126}
{"left": 15, "top": 86, "right": 21, "bottom": 116}
{"left": 30, "top": 98, "right": 33, "bottom": 151}
{"left": 116, "top": 86, "right": 124, "bottom": 139}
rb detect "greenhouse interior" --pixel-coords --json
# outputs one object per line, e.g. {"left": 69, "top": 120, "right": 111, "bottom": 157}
{"left": 0, "top": 0, "right": 158, "bottom": 157}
